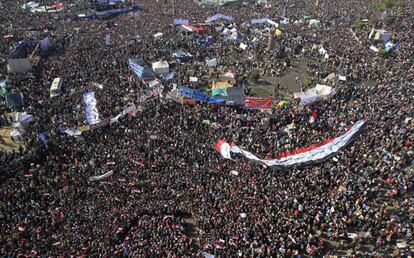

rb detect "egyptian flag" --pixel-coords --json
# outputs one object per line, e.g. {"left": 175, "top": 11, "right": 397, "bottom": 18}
{"left": 216, "top": 120, "right": 365, "bottom": 167}
{"left": 309, "top": 111, "right": 318, "bottom": 123}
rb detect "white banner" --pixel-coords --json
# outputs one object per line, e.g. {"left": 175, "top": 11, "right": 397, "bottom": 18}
{"left": 83, "top": 92, "right": 101, "bottom": 125}
{"left": 206, "top": 58, "right": 218, "bottom": 67}
{"left": 88, "top": 170, "right": 114, "bottom": 182}
{"left": 216, "top": 120, "right": 365, "bottom": 167}
{"left": 62, "top": 128, "right": 81, "bottom": 136}
{"left": 111, "top": 104, "right": 137, "bottom": 123}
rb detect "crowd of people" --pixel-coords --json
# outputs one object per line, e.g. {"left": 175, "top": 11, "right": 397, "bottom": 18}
{"left": 1, "top": 0, "right": 413, "bottom": 256}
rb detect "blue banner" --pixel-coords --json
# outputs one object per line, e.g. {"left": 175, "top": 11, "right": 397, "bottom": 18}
{"left": 205, "top": 14, "right": 233, "bottom": 23}
{"left": 173, "top": 19, "right": 189, "bottom": 25}
{"left": 83, "top": 92, "right": 101, "bottom": 125}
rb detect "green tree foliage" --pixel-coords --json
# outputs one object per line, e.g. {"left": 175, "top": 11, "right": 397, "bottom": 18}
{"left": 353, "top": 19, "right": 365, "bottom": 29}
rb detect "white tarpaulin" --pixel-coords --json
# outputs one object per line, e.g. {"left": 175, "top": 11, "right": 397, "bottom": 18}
{"left": 152, "top": 61, "right": 169, "bottom": 75}
{"left": 309, "top": 19, "right": 320, "bottom": 27}
{"left": 239, "top": 43, "right": 248, "bottom": 50}
{"left": 251, "top": 18, "right": 278, "bottom": 27}
{"left": 370, "top": 46, "right": 379, "bottom": 53}
{"left": 293, "top": 84, "right": 336, "bottom": 106}
{"left": 215, "top": 120, "right": 365, "bottom": 167}
{"left": 148, "top": 79, "right": 162, "bottom": 88}
{"left": 314, "top": 84, "right": 335, "bottom": 97}
{"left": 189, "top": 77, "right": 198, "bottom": 82}
{"left": 10, "top": 129, "right": 23, "bottom": 140}
{"left": 62, "top": 128, "right": 81, "bottom": 137}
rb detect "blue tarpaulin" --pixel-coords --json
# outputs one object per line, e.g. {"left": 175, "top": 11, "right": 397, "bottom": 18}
{"left": 194, "top": 91, "right": 209, "bottom": 101}
{"left": 179, "top": 86, "right": 195, "bottom": 98}
{"left": 80, "top": 5, "right": 139, "bottom": 20}
{"left": 179, "top": 86, "right": 209, "bottom": 101}
{"left": 381, "top": 32, "right": 392, "bottom": 44}
{"left": 208, "top": 97, "right": 226, "bottom": 104}
{"left": 178, "top": 86, "right": 227, "bottom": 105}
{"left": 109, "top": 0, "right": 125, "bottom": 4}
{"left": 40, "top": 37, "right": 50, "bottom": 52}
{"left": 251, "top": 18, "right": 267, "bottom": 24}
{"left": 8, "top": 41, "right": 38, "bottom": 59}
{"left": 128, "top": 58, "right": 155, "bottom": 80}
{"left": 197, "top": 36, "right": 214, "bottom": 46}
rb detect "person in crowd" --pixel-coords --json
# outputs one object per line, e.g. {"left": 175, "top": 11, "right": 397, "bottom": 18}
{"left": 0, "top": 0, "right": 413, "bottom": 256}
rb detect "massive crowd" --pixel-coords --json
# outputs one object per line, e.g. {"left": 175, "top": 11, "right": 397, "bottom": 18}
{"left": 1, "top": 0, "right": 413, "bottom": 256}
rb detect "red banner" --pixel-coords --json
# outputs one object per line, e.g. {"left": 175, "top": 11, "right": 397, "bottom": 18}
{"left": 243, "top": 96, "right": 273, "bottom": 109}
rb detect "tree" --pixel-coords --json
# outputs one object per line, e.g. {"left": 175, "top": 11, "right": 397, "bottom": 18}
{"left": 374, "top": 0, "right": 405, "bottom": 15}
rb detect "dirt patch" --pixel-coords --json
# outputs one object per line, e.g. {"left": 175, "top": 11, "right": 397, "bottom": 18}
{"left": 276, "top": 58, "right": 310, "bottom": 93}
{"left": 250, "top": 58, "right": 310, "bottom": 97}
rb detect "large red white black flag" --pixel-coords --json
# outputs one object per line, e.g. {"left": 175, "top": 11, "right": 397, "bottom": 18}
{"left": 215, "top": 120, "right": 365, "bottom": 167}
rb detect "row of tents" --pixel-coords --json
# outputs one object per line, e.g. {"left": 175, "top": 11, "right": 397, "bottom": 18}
{"left": 167, "top": 85, "right": 277, "bottom": 110}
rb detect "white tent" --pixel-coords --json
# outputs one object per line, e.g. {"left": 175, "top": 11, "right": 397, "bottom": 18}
{"left": 152, "top": 61, "right": 169, "bottom": 75}
{"left": 319, "top": 47, "right": 327, "bottom": 55}
{"left": 314, "top": 84, "right": 335, "bottom": 97}
{"left": 294, "top": 84, "right": 335, "bottom": 106}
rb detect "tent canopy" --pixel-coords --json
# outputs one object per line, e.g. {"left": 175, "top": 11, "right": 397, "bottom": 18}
{"left": 152, "top": 61, "right": 169, "bottom": 75}
{"left": 293, "top": 84, "right": 335, "bottom": 106}
{"left": 152, "top": 61, "right": 169, "bottom": 69}
{"left": 129, "top": 58, "right": 156, "bottom": 80}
